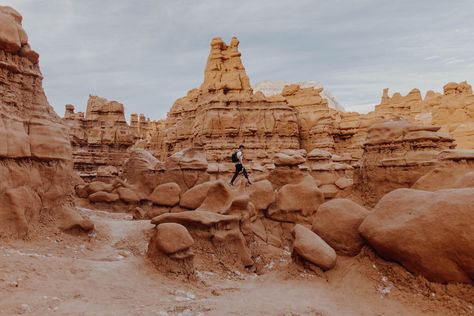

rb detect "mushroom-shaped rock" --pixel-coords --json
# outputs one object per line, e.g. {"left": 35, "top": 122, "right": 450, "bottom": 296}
{"left": 292, "top": 224, "right": 337, "bottom": 271}
{"left": 147, "top": 223, "right": 194, "bottom": 276}
{"left": 148, "top": 182, "right": 181, "bottom": 206}
{"left": 312, "top": 199, "right": 369, "bottom": 256}
{"left": 151, "top": 210, "right": 253, "bottom": 268}
{"left": 359, "top": 188, "right": 474, "bottom": 284}
{"left": 154, "top": 223, "right": 194, "bottom": 254}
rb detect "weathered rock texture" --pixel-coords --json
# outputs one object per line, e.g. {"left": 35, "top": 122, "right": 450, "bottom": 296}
{"left": 354, "top": 119, "right": 455, "bottom": 206}
{"left": 149, "top": 37, "right": 474, "bottom": 170}
{"left": 0, "top": 6, "right": 92, "bottom": 237}
{"left": 359, "top": 188, "right": 474, "bottom": 284}
{"left": 63, "top": 97, "right": 160, "bottom": 177}
{"left": 150, "top": 37, "right": 301, "bottom": 163}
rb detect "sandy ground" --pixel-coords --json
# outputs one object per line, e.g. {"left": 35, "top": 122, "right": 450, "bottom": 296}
{"left": 0, "top": 208, "right": 473, "bottom": 316}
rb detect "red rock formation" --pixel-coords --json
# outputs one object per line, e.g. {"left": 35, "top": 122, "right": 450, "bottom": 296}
{"left": 359, "top": 188, "right": 474, "bottom": 284}
{"left": 0, "top": 6, "right": 92, "bottom": 237}
{"left": 150, "top": 37, "right": 300, "bottom": 163}
{"left": 63, "top": 96, "right": 135, "bottom": 176}
{"left": 354, "top": 119, "right": 455, "bottom": 206}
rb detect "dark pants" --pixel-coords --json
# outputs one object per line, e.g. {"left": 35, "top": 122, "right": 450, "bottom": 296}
{"left": 230, "top": 163, "right": 249, "bottom": 184}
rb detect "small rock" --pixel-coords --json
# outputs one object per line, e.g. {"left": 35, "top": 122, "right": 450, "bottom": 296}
{"left": 19, "top": 304, "right": 30, "bottom": 314}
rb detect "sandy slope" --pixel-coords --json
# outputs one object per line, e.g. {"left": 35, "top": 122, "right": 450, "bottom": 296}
{"left": 0, "top": 208, "right": 472, "bottom": 316}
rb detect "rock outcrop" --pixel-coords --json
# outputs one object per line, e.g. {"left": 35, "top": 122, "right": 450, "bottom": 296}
{"left": 63, "top": 96, "right": 135, "bottom": 176}
{"left": 312, "top": 199, "right": 369, "bottom": 256}
{"left": 63, "top": 96, "right": 161, "bottom": 177}
{"left": 147, "top": 223, "right": 195, "bottom": 276}
{"left": 0, "top": 6, "right": 92, "bottom": 237}
{"left": 292, "top": 224, "right": 337, "bottom": 271}
{"left": 354, "top": 119, "right": 455, "bottom": 206}
{"left": 150, "top": 37, "right": 301, "bottom": 163}
{"left": 359, "top": 188, "right": 474, "bottom": 284}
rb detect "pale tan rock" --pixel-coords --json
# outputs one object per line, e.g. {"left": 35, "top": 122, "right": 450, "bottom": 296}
{"left": 268, "top": 175, "right": 324, "bottom": 223}
{"left": 151, "top": 210, "right": 253, "bottom": 268}
{"left": 359, "top": 188, "right": 474, "bottom": 284}
{"left": 89, "top": 191, "right": 119, "bottom": 203}
{"left": 292, "top": 224, "right": 337, "bottom": 271}
{"left": 154, "top": 223, "right": 194, "bottom": 254}
{"left": 148, "top": 182, "right": 181, "bottom": 206}
{"left": 355, "top": 119, "right": 455, "bottom": 206}
{"left": 179, "top": 181, "right": 213, "bottom": 209}
{"left": 63, "top": 96, "right": 160, "bottom": 176}
{"left": 117, "top": 187, "right": 141, "bottom": 203}
{"left": 247, "top": 180, "right": 275, "bottom": 210}
{"left": 312, "top": 199, "right": 369, "bottom": 256}
{"left": 0, "top": 6, "right": 91, "bottom": 237}
{"left": 334, "top": 177, "right": 353, "bottom": 189}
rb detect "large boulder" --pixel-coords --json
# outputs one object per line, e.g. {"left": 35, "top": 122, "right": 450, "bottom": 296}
{"left": 312, "top": 199, "right": 369, "bottom": 256}
{"left": 268, "top": 175, "right": 324, "bottom": 223}
{"left": 179, "top": 181, "right": 213, "bottom": 209}
{"left": 148, "top": 182, "right": 181, "bottom": 206}
{"left": 246, "top": 180, "right": 275, "bottom": 210}
{"left": 292, "top": 224, "right": 337, "bottom": 271}
{"left": 153, "top": 223, "right": 194, "bottom": 254}
{"left": 359, "top": 188, "right": 474, "bottom": 284}
{"left": 147, "top": 223, "right": 194, "bottom": 276}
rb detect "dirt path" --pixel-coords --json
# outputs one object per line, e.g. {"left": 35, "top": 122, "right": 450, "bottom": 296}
{"left": 0, "top": 208, "right": 472, "bottom": 316}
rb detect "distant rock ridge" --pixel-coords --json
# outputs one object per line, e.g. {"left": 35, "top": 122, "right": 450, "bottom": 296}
{"left": 254, "top": 80, "right": 345, "bottom": 112}
{"left": 63, "top": 95, "right": 161, "bottom": 176}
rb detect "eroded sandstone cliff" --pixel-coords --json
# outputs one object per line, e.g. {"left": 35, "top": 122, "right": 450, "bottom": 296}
{"left": 0, "top": 6, "right": 92, "bottom": 237}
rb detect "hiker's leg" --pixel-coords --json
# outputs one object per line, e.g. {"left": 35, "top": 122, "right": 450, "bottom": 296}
{"left": 230, "top": 164, "right": 242, "bottom": 185}
{"left": 242, "top": 167, "right": 250, "bottom": 181}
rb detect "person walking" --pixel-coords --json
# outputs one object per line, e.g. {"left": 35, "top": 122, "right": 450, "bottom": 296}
{"left": 230, "top": 144, "right": 251, "bottom": 186}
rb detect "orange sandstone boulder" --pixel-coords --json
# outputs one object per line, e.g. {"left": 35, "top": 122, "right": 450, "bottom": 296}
{"left": 154, "top": 223, "right": 194, "bottom": 254}
{"left": 148, "top": 182, "right": 181, "bottom": 206}
{"left": 268, "top": 175, "right": 324, "bottom": 223}
{"left": 312, "top": 199, "right": 369, "bottom": 256}
{"left": 292, "top": 224, "right": 337, "bottom": 271}
{"left": 247, "top": 180, "right": 275, "bottom": 210}
{"left": 359, "top": 188, "right": 474, "bottom": 284}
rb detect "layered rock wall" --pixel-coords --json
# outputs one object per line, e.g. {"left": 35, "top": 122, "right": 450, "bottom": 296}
{"left": 0, "top": 6, "right": 92, "bottom": 237}
{"left": 63, "top": 96, "right": 160, "bottom": 177}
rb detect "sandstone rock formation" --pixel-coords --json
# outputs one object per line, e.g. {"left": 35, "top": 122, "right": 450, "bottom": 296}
{"left": 63, "top": 96, "right": 161, "bottom": 177}
{"left": 151, "top": 211, "right": 254, "bottom": 269}
{"left": 150, "top": 37, "right": 300, "bottom": 163}
{"left": 412, "top": 149, "right": 474, "bottom": 191}
{"left": 253, "top": 80, "right": 345, "bottom": 111}
{"left": 147, "top": 223, "right": 195, "bottom": 276}
{"left": 0, "top": 6, "right": 92, "bottom": 237}
{"left": 354, "top": 119, "right": 455, "bottom": 205}
{"left": 312, "top": 199, "right": 369, "bottom": 256}
{"left": 292, "top": 224, "right": 337, "bottom": 271}
{"left": 359, "top": 188, "right": 474, "bottom": 284}
{"left": 63, "top": 96, "right": 134, "bottom": 176}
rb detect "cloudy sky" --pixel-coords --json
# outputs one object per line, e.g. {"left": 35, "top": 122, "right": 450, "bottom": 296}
{"left": 4, "top": 0, "right": 474, "bottom": 119}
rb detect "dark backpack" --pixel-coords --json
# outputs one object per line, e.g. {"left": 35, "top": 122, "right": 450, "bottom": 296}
{"left": 231, "top": 150, "right": 239, "bottom": 163}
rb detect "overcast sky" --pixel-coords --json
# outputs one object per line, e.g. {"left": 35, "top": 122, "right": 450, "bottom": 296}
{"left": 4, "top": 0, "right": 474, "bottom": 119}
